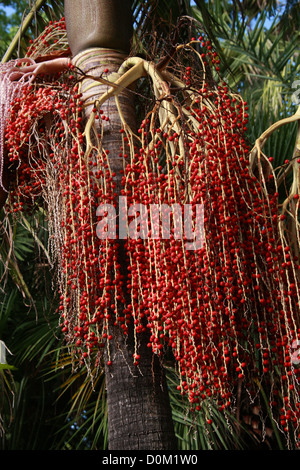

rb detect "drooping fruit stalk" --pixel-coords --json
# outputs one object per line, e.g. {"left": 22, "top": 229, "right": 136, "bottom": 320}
{"left": 64, "top": 1, "right": 177, "bottom": 450}
{"left": 3, "top": 16, "right": 300, "bottom": 449}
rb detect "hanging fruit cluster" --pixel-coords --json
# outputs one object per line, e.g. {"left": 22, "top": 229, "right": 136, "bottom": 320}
{"left": 2, "top": 19, "right": 300, "bottom": 447}
{"left": 120, "top": 56, "right": 300, "bottom": 446}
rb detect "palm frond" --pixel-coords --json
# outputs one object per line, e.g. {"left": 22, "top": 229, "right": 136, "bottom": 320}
{"left": 2, "top": 0, "right": 64, "bottom": 62}
{"left": 43, "top": 351, "right": 108, "bottom": 450}
{"left": 191, "top": 2, "right": 299, "bottom": 102}
{"left": 166, "top": 367, "right": 258, "bottom": 450}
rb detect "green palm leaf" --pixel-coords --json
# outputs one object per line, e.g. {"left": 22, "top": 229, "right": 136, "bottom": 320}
{"left": 2, "top": 0, "right": 64, "bottom": 62}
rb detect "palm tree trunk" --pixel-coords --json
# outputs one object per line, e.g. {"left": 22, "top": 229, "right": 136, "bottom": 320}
{"left": 64, "top": 0, "right": 177, "bottom": 451}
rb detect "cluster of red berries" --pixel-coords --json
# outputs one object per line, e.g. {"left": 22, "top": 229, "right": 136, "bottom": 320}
{"left": 6, "top": 84, "right": 55, "bottom": 211}
{"left": 26, "top": 17, "right": 68, "bottom": 58}
{"left": 6, "top": 78, "right": 126, "bottom": 356}
{"left": 121, "top": 84, "right": 300, "bottom": 435}
{"left": 4, "top": 19, "right": 300, "bottom": 446}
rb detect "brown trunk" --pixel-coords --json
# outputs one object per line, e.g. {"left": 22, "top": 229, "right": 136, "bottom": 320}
{"left": 65, "top": 1, "right": 177, "bottom": 450}
{"left": 104, "top": 326, "right": 177, "bottom": 450}
{"left": 64, "top": 0, "right": 132, "bottom": 57}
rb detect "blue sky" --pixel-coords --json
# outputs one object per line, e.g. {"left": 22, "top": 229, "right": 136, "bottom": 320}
{"left": 1, "top": 4, "right": 15, "bottom": 14}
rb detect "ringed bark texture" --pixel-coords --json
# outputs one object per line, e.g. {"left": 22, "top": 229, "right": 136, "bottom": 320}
{"left": 67, "top": 34, "right": 176, "bottom": 451}
{"left": 64, "top": 0, "right": 133, "bottom": 56}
